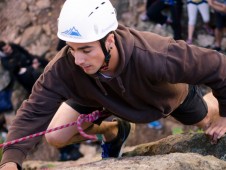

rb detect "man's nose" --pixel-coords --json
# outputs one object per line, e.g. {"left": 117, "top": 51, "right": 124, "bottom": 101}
{"left": 74, "top": 53, "right": 85, "bottom": 65}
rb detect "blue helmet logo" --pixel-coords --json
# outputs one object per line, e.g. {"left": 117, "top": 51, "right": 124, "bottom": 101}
{"left": 61, "top": 27, "right": 81, "bottom": 37}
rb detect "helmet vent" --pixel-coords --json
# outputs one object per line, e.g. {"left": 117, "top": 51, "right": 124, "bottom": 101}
{"left": 88, "top": 1, "right": 106, "bottom": 17}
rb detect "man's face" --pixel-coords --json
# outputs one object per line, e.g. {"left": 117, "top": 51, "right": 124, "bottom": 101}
{"left": 2, "top": 44, "right": 13, "bottom": 55}
{"left": 67, "top": 41, "right": 105, "bottom": 74}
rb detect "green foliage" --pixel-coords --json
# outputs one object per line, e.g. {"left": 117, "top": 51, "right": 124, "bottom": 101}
{"left": 172, "top": 127, "right": 204, "bottom": 135}
{"left": 0, "top": 139, "right": 3, "bottom": 161}
{"left": 172, "top": 127, "right": 184, "bottom": 135}
{"left": 0, "top": 134, "right": 6, "bottom": 161}
{"left": 189, "top": 128, "right": 204, "bottom": 134}
{"left": 40, "top": 164, "right": 55, "bottom": 169}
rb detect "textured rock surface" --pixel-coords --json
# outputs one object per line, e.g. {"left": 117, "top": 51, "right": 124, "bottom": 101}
{"left": 124, "top": 133, "right": 226, "bottom": 159}
{"left": 22, "top": 133, "right": 226, "bottom": 170}
{"left": 71, "top": 153, "right": 226, "bottom": 170}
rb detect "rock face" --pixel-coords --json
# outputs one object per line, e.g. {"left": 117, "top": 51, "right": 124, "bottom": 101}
{"left": 124, "top": 133, "right": 226, "bottom": 160}
{"left": 23, "top": 133, "right": 226, "bottom": 170}
{"left": 23, "top": 153, "right": 226, "bottom": 170}
{"left": 75, "top": 153, "right": 226, "bottom": 170}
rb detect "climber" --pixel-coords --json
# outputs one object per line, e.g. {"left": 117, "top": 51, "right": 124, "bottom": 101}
{"left": 1, "top": 0, "right": 226, "bottom": 169}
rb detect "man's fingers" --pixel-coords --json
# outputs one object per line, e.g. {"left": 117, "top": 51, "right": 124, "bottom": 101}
{"left": 205, "top": 124, "right": 218, "bottom": 144}
{"left": 206, "top": 126, "right": 226, "bottom": 144}
{"left": 211, "top": 132, "right": 218, "bottom": 144}
{"left": 205, "top": 124, "right": 216, "bottom": 136}
{"left": 217, "top": 128, "right": 226, "bottom": 139}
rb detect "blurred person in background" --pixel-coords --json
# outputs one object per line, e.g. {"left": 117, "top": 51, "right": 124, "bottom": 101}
{"left": 186, "top": 0, "right": 213, "bottom": 44}
{"left": 141, "top": 0, "right": 183, "bottom": 40}
{"left": 0, "top": 41, "right": 48, "bottom": 93}
{"left": 0, "top": 41, "right": 48, "bottom": 144}
{"left": 208, "top": 0, "right": 226, "bottom": 51}
{"left": 0, "top": 60, "right": 13, "bottom": 140}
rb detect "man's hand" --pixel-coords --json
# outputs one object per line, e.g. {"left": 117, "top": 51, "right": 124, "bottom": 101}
{"left": 0, "top": 162, "right": 18, "bottom": 170}
{"left": 205, "top": 117, "right": 226, "bottom": 144}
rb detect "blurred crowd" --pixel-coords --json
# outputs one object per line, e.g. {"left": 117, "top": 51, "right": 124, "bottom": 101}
{"left": 141, "top": 0, "right": 226, "bottom": 52}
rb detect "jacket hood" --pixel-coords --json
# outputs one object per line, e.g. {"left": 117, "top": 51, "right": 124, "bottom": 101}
{"left": 110, "top": 24, "right": 134, "bottom": 77}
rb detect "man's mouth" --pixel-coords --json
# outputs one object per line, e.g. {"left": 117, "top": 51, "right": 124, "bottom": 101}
{"left": 81, "top": 65, "right": 92, "bottom": 71}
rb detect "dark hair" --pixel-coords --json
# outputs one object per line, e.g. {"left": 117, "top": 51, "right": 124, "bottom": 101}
{"left": 0, "top": 41, "right": 6, "bottom": 51}
{"left": 100, "top": 31, "right": 113, "bottom": 43}
{"left": 99, "top": 32, "right": 113, "bottom": 56}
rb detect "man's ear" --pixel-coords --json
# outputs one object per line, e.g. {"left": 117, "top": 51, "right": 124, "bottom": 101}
{"left": 106, "top": 33, "right": 115, "bottom": 49}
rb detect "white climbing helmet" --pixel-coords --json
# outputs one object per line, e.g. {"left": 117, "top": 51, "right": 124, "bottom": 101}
{"left": 57, "top": 0, "right": 118, "bottom": 43}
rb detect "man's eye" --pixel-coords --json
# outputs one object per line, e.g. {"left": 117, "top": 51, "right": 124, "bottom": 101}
{"left": 83, "top": 50, "right": 91, "bottom": 53}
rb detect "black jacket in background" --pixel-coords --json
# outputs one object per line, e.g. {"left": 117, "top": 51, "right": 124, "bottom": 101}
{"left": 1, "top": 43, "right": 48, "bottom": 93}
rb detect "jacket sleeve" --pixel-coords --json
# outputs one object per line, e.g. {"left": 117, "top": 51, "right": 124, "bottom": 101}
{"left": 164, "top": 39, "right": 226, "bottom": 116}
{"left": 0, "top": 65, "right": 66, "bottom": 168}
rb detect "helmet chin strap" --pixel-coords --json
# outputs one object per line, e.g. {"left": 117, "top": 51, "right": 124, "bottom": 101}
{"left": 99, "top": 39, "right": 112, "bottom": 71}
